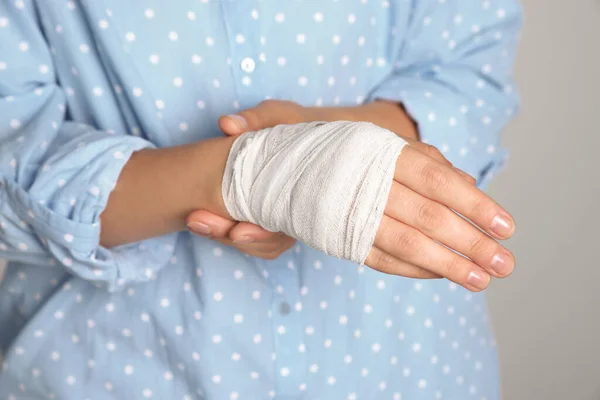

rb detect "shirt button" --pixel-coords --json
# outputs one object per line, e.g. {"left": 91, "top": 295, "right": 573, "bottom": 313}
{"left": 279, "top": 302, "right": 291, "bottom": 315}
{"left": 241, "top": 57, "right": 256, "bottom": 73}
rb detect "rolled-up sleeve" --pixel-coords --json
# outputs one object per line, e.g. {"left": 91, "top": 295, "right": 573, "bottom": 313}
{"left": 0, "top": 2, "right": 177, "bottom": 291}
{"left": 368, "top": 0, "right": 523, "bottom": 189}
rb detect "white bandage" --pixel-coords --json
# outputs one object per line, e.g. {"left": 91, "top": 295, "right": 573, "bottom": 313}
{"left": 221, "top": 121, "right": 408, "bottom": 264}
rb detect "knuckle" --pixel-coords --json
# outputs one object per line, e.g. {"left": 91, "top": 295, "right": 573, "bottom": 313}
{"left": 258, "top": 99, "right": 278, "bottom": 109}
{"left": 467, "top": 233, "right": 491, "bottom": 256}
{"left": 468, "top": 196, "right": 490, "bottom": 221}
{"left": 374, "top": 251, "right": 397, "bottom": 275}
{"left": 421, "top": 164, "right": 451, "bottom": 192}
{"left": 443, "top": 256, "right": 461, "bottom": 278}
{"left": 414, "top": 268, "right": 439, "bottom": 280}
{"left": 392, "top": 229, "right": 421, "bottom": 254}
{"left": 241, "top": 109, "right": 262, "bottom": 127}
{"left": 415, "top": 202, "right": 445, "bottom": 230}
{"left": 426, "top": 144, "right": 441, "bottom": 157}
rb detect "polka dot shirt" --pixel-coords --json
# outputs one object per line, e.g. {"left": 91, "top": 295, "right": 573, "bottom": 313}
{"left": 0, "top": 0, "right": 521, "bottom": 399}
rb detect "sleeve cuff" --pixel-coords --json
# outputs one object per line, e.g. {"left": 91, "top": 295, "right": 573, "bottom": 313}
{"left": 1, "top": 138, "right": 178, "bottom": 291}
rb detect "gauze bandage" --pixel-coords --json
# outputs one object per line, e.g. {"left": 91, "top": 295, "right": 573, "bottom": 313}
{"left": 221, "top": 121, "right": 408, "bottom": 264}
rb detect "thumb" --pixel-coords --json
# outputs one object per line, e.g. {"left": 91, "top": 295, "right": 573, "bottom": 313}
{"left": 218, "top": 100, "right": 306, "bottom": 136}
{"left": 186, "top": 210, "right": 237, "bottom": 239}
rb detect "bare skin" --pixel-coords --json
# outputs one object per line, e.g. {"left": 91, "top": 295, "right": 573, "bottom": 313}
{"left": 100, "top": 100, "right": 515, "bottom": 292}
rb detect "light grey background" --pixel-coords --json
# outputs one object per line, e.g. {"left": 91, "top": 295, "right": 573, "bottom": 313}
{"left": 486, "top": 0, "right": 600, "bottom": 399}
{"left": 1, "top": 0, "right": 599, "bottom": 399}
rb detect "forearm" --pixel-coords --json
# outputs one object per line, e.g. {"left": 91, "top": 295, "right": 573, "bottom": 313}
{"left": 99, "top": 135, "right": 235, "bottom": 248}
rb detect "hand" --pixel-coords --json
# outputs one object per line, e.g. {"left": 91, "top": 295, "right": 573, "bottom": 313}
{"left": 365, "top": 144, "right": 516, "bottom": 292}
{"left": 186, "top": 99, "right": 432, "bottom": 260}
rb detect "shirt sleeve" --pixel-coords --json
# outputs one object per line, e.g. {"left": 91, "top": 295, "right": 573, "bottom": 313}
{"left": 367, "top": 0, "right": 523, "bottom": 189}
{"left": 0, "top": 2, "right": 177, "bottom": 291}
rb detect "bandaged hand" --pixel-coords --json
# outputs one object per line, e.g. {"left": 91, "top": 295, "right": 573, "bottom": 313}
{"left": 187, "top": 100, "right": 472, "bottom": 260}
{"left": 188, "top": 101, "right": 516, "bottom": 291}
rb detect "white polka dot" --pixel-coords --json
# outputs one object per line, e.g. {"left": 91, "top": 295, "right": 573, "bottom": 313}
{"left": 144, "top": 9, "right": 154, "bottom": 18}
{"left": 125, "top": 32, "right": 136, "bottom": 42}
{"left": 124, "top": 365, "right": 134, "bottom": 375}
{"left": 235, "top": 34, "right": 245, "bottom": 44}
{"left": 314, "top": 12, "right": 324, "bottom": 22}
{"left": 275, "top": 13, "right": 285, "bottom": 23}
{"left": 18, "top": 41, "right": 29, "bottom": 51}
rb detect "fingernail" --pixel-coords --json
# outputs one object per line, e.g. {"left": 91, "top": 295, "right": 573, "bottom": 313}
{"left": 187, "top": 222, "right": 211, "bottom": 237}
{"left": 225, "top": 114, "right": 247, "bottom": 131}
{"left": 233, "top": 235, "right": 254, "bottom": 244}
{"left": 491, "top": 252, "right": 514, "bottom": 276}
{"left": 490, "top": 214, "right": 514, "bottom": 238}
{"left": 467, "top": 270, "right": 490, "bottom": 290}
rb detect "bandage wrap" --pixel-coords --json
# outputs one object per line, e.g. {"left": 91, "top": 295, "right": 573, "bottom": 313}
{"left": 222, "top": 121, "right": 408, "bottom": 264}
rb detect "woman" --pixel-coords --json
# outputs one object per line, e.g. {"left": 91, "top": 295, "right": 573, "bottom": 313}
{"left": 0, "top": 1, "right": 521, "bottom": 399}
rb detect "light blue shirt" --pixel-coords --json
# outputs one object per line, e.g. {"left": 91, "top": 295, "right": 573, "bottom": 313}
{"left": 0, "top": 1, "right": 521, "bottom": 399}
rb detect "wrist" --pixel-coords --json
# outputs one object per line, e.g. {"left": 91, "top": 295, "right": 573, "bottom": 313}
{"left": 190, "top": 135, "right": 237, "bottom": 220}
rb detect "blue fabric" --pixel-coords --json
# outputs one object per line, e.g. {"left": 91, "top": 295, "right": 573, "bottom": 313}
{"left": 0, "top": 1, "right": 521, "bottom": 399}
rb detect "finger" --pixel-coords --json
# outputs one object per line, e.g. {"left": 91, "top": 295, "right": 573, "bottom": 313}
{"left": 404, "top": 141, "right": 474, "bottom": 184}
{"left": 214, "top": 236, "right": 295, "bottom": 260}
{"left": 219, "top": 100, "right": 306, "bottom": 136}
{"left": 186, "top": 210, "right": 236, "bottom": 239}
{"left": 385, "top": 183, "right": 515, "bottom": 278}
{"left": 407, "top": 141, "right": 453, "bottom": 167}
{"left": 454, "top": 167, "right": 477, "bottom": 185}
{"left": 395, "top": 146, "right": 515, "bottom": 239}
{"left": 365, "top": 246, "right": 441, "bottom": 279}
{"left": 374, "top": 215, "right": 491, "bottom": 292}
{"left": 228, "top": 222, "right": 284, "bottom": 244}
